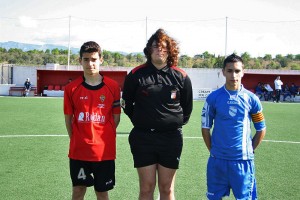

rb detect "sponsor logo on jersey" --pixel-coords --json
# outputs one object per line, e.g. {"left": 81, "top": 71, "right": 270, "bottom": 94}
{"left": 97, "top": 104, "right": 105, "bottom": 108}
{"left": 227, "top": 100, "right": 240, "bottom": 104}
{"left": 80, "top": 96, "right": 88, "bottom": 100}
{"left": 227, "top": 95, "right": 240, "bottom": 104}
{"left": 78, "top": 112, "right": 106, "bottom": 123}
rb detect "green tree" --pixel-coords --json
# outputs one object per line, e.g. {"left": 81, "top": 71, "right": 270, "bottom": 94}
{"left": 126, "top": 53, "right": 133, "bottom": 62}
{"left": 278, "top": 57, "right": 289, "bottom": 68}
{"left": 267, "top": 61, "right": 280, "bottom": 69}
{"left": 253, "top": 58, "right": 262, "bottom": 69}
{"left": 213, "top": 56, "right": 225, "bottom": 68}
{"left": 102, "top": 50, "right": 114, "bottom": 65}
{"left": 275, "top": 54, "right": 283, "bottom": 60}
{"left": 113, "top": 52, "right": 122, "bottom": 63}
{"left": 179, "top": 55, "right": 191, "bottom": 67}
{"left": 290, "top": 63, "right": 300, "bottom": 70}
{"left": 263, "top": 54, "right": 272, "bottom": 61}
{"left": 43, "top": 54, "right": 56, "bottom": 65}
{"left": 0, "top": 47, "right": 7, "bottom": 53}
{"left": 241, "top": 52, "right": 251, "bottom": 67}
{"left": 201, "top": 51, "right": 214, "bottom": 59}
{"left": 59, "top": 49, "right": 68, "bottom": 55}
{"left": 136, "top": 53, "right": 144, "bottom": 63}
{"left": 70, "top": 54, "right": 79, "bottom": 65}
{"left": 286, "top": 54, "right": 294, "bottom": 60}
{"left": 51, "top": 48, "right": 60, "bottom": 55}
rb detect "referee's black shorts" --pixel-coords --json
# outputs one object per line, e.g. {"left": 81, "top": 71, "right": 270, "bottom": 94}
{"left": 128, "top": 127, "right": 183, "bottom": 169}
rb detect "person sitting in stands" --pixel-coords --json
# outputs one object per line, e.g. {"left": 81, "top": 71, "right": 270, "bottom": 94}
{"left": 255, "top": 82, "right": 264, "bottom": 100}
{"left": 289, "top": 83, "right": 298, "bottom": 101}
{"left": 24, "top": 78, "right": 31, "bottom": 97}
{"left": 282, "top": 84, "right": 292, "bottom": 101}
{"left": 263, "top": 83, "right": 275, "bottom": 101}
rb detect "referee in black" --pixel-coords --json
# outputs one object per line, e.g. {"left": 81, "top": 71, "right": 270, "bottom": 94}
{"left": 122, "top": 28, "right": 193, "bottom": 200}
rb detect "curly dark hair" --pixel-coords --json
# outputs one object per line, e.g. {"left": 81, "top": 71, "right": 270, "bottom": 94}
{"left": 143, "top": 28, "right": 179, "bottom": 66}
{"left": 79, "top": 41, "right": 102, "bottom": 59}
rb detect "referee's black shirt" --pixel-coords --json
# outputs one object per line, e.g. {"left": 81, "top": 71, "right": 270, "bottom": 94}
{"left": 122, "top": 62, "right": 193, "bottom": 131}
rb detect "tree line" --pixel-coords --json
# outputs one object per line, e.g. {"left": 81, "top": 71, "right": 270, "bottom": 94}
{"left": 0, "top": 47, "right": 300, "bottom": 70}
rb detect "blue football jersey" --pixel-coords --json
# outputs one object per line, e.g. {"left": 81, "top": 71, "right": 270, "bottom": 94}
{"left": 201, "top": 85, "right": 266, "bottom": 160}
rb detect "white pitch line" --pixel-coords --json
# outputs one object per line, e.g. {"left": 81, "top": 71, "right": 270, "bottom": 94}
{"left": 0, "top": 135, "right": 299, "bottom": 144}
{"left": 0, "top": 135, "right": 67, "bottom": 138}
{"left": 263, "top": 139, "right": 300, "bottom": 144}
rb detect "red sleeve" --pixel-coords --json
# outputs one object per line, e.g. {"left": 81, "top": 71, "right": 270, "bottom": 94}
{"left": 63, "top": 84, "right": 73, "bottom": 115}
{"left": 63, "top": 77, "right": 83, "bottom": 115}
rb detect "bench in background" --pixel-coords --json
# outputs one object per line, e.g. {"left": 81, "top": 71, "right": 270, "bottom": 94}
{"left": 43, "top": 84, "right": 64, "bottom": 97}
{"left": 9, "top": 86, "right": 37, "bottom": 96}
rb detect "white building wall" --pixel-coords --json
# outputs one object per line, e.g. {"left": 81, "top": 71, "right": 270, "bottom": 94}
{"left": 8, "top": 65, "right": 300, "bottom": 99}
{"left": 9, "top": 66, "right": 224, "bottom": 99}
{"left": 12, "top": 66, "right": 40, "bottom": 86}
{"left": 183, "top": 68, "right": 225, "bottom": 100}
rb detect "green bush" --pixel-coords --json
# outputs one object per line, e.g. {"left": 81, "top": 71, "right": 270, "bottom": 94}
{"left": 290, "top": 63, "right": 300, "bottom": 70}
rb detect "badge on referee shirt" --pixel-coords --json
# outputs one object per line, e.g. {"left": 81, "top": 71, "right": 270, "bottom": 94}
{"left": 171, "top": 90, "right": 177, "bottom": 99}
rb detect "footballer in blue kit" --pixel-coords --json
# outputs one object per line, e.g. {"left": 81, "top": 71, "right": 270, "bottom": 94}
{"left": 201, "top": 54, "right": 266, "bottom": 200}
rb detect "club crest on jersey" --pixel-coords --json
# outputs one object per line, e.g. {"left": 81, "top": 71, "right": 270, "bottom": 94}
{"left": 229, "top": 106, "right": 237, "bottom": 117}
{"left": 100, "top": 95, "right": 105, "bottom": 102}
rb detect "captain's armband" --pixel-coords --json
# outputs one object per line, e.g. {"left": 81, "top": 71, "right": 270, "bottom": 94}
{"left": 251, "top": 112, "right": 265, "bottom": 123}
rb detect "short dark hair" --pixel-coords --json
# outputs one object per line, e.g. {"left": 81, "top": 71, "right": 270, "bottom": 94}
{"left": 223, "top": 53, "right": 244, "bottom": 69}
{"left": 79, "top": 41, "right": 102, "bottom": 58}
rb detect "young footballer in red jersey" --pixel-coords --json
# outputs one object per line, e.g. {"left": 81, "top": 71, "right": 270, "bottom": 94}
{"left": 64, "top": 41, "right": 121, "bottom": 200}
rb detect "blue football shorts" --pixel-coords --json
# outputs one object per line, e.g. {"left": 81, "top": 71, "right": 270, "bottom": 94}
{"left": 206, "top": 156, "right": 257, "bottom": 200}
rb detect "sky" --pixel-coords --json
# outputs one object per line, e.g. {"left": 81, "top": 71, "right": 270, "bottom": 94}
{"left": 0, "top": 0, "right": 300, "bottom": 57}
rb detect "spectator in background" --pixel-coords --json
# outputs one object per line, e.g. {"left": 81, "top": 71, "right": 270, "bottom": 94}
{"left": 263, "top": 83, "right": 275, "bottom": 101}
{"left": 255, "top": 82, "right": 264, "bottom": 100}
{"left": 290, "top": 83, "right": 298, "bottom": 101}
{"left": 282, "top": 84, "right": 292, "bottom": 101}
{"left": 274, "top": 76, "right": 283, "bottom": 103}
{"left": 24, "top": 78, "right": 31, "bottom": 97}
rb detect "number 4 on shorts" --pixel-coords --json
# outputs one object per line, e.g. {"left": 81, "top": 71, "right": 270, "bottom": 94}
{"left": 78, "top": 168, "right": 86, "bottom": 180}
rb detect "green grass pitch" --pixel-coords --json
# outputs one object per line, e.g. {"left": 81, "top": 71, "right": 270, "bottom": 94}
{"left": 0, "top": 96, "right": 299, "bottom": 199}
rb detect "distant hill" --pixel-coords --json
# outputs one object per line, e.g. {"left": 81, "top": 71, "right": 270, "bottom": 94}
{"left": 0, "top": 41, "right": 142, "bottom": 55}
{"left": 0, "top": 41, "right": 80, "bottom": 54}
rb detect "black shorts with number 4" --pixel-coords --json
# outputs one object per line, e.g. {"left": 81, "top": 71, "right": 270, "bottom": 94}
{"left": 69, "top": 159, "right": 115, "bottom": 192}
{"left": 129, "top": 127, "right": 183, "bottom": 169}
